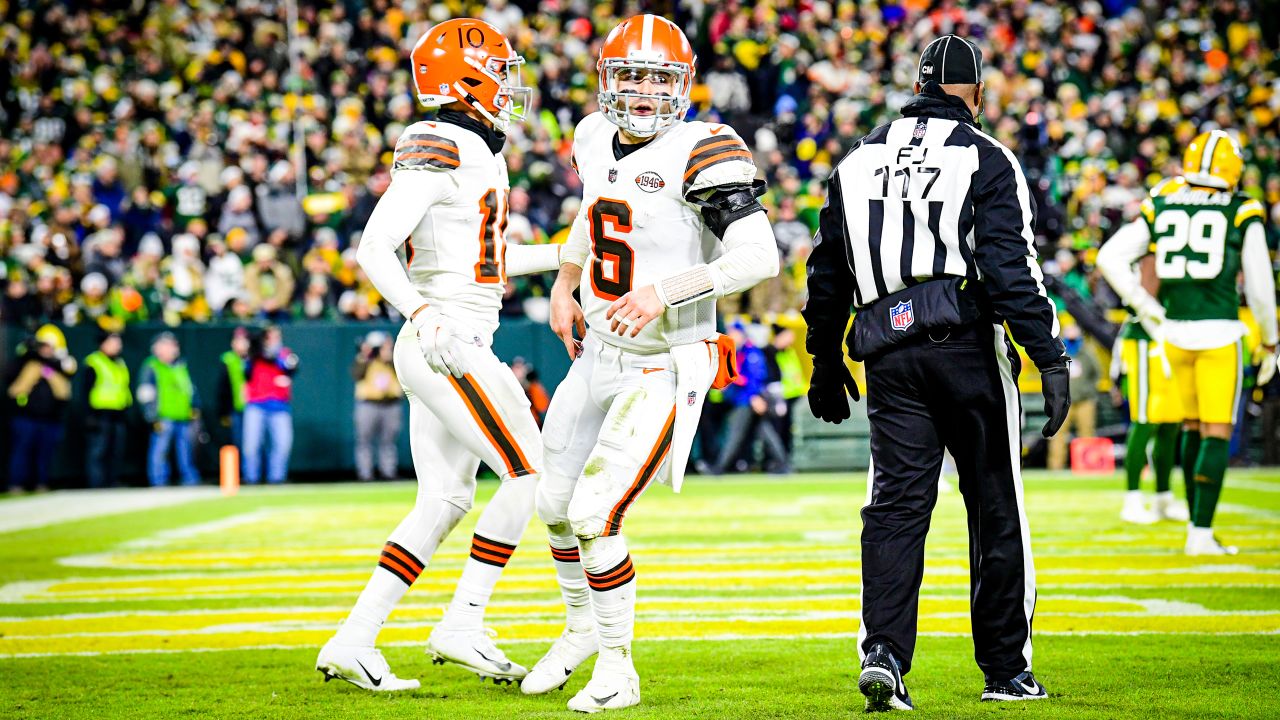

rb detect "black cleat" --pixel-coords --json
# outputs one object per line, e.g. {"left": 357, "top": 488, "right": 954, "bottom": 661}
{"left": 432, "top": 657, "right": 446, "bottom": 665}
{"left": 981, "top": 671, "right": 1048, "bottom": 702}
{"left": 859, "top": 643, "right": 913, "bottom": 712}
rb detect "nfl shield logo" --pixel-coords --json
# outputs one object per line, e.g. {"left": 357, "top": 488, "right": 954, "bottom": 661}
{"left": 687, "top": 391, "right": 697, "bottom": 406}
{"left": 608, "top": 168, "right": 618, "bottom": 183}
{"left": 890, "top": 300, "right": 914, "bottom": 331}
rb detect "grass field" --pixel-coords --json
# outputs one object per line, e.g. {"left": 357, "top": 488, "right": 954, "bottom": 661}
{"left": 2, "top": 471, "right": 1279, "bottom": 719}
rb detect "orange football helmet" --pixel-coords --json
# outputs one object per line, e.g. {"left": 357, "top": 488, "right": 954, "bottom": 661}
{"left": 410, "top": 18, "right": 532, "bottom": 132}
{"left": 598, "top": 15, "right": 696, "bottom": 137}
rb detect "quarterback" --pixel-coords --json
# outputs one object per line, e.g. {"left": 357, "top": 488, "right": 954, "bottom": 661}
{"left": 316, "top": 19, "right": 561, "bottom": 690}
{"left": 1098, "top": 129, "right": 1277, "bottom": 555}
{"left": 518, "top": 15, "right": 779, "bottom": 713}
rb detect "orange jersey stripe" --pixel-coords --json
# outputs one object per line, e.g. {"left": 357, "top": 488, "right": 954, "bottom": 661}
{"left": 396, "top": 151, "right": 460, "bottom": 166}
{"left": 447, "top": 375, "right": 519, "bottom": 477}
{"left": 606, "top": 407, "right": 675, "bottom": 535}
{"left": 471, "top": 537, "right": 516, "bottom": 557}
{"left": 683, "top": 150, "right": 752, "bottom": 182}
{"left": 399, "top": 139, "right": 459, "bottom": 153}
{"left": 450, "top": 374, "right": 534, "bottom": 477}
{"left": 688, "top": 137, "right": 746, "bottom": 160}
{"left": 378, "top": 555, "right": 419, "bottom": 581}
{"left": 382, "top": 545, "right": 423, "bottom": 574}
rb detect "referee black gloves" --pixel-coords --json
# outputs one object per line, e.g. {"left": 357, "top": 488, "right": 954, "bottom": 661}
{"left": 1038, "top": 362, "right": 1072, "bottom": 438}
{"left": 808, "top": 358, "right": 861, "bottom": 424}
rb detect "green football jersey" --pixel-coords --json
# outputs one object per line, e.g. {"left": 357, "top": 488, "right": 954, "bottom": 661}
{"left": 1140, "top": 177, "right": 1266, "bottom": 322}
{"left": 1119, "top": 317, "right": 1150, "bottom": 341}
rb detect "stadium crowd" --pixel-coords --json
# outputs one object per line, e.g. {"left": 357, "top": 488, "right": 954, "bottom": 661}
{"left": 3, "top": 1, "right": 1280, "bottom": 487}
{"left": 2, "top": 0, "right": 1278, "bottom": 331}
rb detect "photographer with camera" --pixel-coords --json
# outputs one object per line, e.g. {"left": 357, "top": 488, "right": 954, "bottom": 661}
{"left": 350, "top": 330, "right": 402, "bottom": 481}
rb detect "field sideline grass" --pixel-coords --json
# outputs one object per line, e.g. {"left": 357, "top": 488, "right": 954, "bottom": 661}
{"left": 2, "top": 471, "right": 1279, "bottom": 719}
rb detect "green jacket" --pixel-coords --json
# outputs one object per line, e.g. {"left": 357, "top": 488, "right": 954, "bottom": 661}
{"left": 220, "top": 351, "right": 247, "bottom": 413}
{"left": 138, "top": 356, "right": 197, "bottom": 422}
{"left": 85, "top": 351, "right": 132, "bottom": 411}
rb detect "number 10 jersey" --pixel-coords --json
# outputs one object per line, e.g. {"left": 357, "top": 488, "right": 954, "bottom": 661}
{"left": 570, "top": 111, "right": 758, "bottom": 354}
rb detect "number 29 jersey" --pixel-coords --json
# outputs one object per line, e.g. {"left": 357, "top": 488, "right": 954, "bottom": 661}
{"left": 393, "top": 119, "right": 510, "bottom": 335}
{"left": 571, "top": 111, "right": 757, "bottom": 353}
{"left": 1140, "top": 176, "right": 1265, "bottom": 322}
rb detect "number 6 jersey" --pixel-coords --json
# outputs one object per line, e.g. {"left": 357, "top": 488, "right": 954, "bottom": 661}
{"left": 568, "top": 111, "right": 761, "bottom": 353}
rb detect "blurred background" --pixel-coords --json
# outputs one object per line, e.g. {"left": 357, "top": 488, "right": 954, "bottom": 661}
{"left": 3, "top": 0, "right": 1280, "bottom": 489}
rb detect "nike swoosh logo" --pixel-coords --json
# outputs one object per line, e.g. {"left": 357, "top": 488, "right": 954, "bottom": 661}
{"left": 641, "top": 367, "right": 665, "bottom": 374}
{"left": 709, "top": 126, "right": 726, "bottom": 135}
{"left": 475, "top": 648, "right": 512, "bottom": 672}
{"left": 564, "top": 667, "right": 573, "bottom": 676}
{"left": 1020, "top": 680, "right": 1040, "bottom": 693}
{"left": 592, "top": 692, "right": 619, "bottom": 705}
{"left": 355, "top": 659, "right": 382, "bottom": 687}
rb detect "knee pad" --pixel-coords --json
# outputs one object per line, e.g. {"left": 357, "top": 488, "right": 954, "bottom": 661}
{"left": 536, "top": 474, "right": 572, "bottom": 527}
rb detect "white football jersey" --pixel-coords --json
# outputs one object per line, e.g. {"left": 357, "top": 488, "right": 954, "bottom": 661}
{"left": 393, "top": 120, "right": 511, "bottom": 332}
{"left": 571, "top": 111, "right": 757, "bottom": 353}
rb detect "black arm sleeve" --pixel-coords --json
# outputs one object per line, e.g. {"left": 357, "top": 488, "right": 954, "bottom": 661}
{"left": 685, "top": 179, "right": 767, "bottom": 239}
{"left": 802, "top": 168, "right": 857, "bottom": 362}
{"left": 971, "top": 142, "right": 1065, "bottom": 369}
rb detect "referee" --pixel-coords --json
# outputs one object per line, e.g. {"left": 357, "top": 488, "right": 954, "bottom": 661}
{"left": 802, "top": 36, "right": 1070, "bottom": 712}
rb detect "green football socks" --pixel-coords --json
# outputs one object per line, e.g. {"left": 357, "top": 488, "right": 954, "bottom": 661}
{"left": 1180, "top": 430, "right": 1201, "bottom": 515}
{"left": 1152, "top": 423, "right": 1179, "bottom": 494}
{"left": 1124, "top": 423, "right": 1155, "bottom": 492}
{"left": 1192, "top": 437, "right": 1230, "bottom": 529}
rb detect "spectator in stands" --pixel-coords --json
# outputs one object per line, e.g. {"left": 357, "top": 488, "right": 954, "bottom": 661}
{"left": 1047, "top": 325, "right": 1103, "bottom": 471}
{"left": 5, "top": 325, "right": 76, "bottom": 493}
{"left": 257, "top": 161, "right": 306, "bottom": 245}
{"left": 350, "top": 331, "right": 401, "bottom": 482}
{"left": 204, "top": 235, "right": 246, "bottom": 316}
{"left": 765, "top": 325, "right": 807, "bottom": 456}
{"left": 217, "top": 327, "right": 250, "bottom": 452}
{"left": 82, "top": 330, "right": 132, "bottom": 488}
{"left": 243, "top": 325, "right": 298, "bottom": 485}
{"left": 160, "top": 233, "right": 209, "bottom": 324}
{"left": 713, "top": 323, "right": 790, "bottom": 474}
{"left": 217, "top": 186, "right": 261, "bottom": 248}
{"left": 137, "top": 331, "right": 201, "bottom": 487}
{"left": 511, "top": 356, "right": 551, "bottom": 426}
{"left": 244, "top": 244, "right": 295, "bottom": 321}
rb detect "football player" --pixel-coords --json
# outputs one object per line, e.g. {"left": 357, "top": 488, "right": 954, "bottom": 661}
{"left": 518, "top": 15, "right": 779, "bottom": 712}
{"left": 1098, "top": 129, "right": 1277, "bottom": 555}
{"left": 316, "top": 18, "right": 562, "bottom": 691}
{"left": 1114, "top": 255, "right": 1185, "bottom": 524}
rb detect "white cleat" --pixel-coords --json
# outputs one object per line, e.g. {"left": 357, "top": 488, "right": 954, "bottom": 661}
{"left": 316, "top": 640, "right": 421, "bottom": 692}
{"left": 567, "top": 671, "right": 640, "bottom": 713}
{"left": 1185, "top": 528, "right": 1238, "bottom": 556}
{"left": 1154, "top": 491, "right": 1190, "bottom": 522}
{"left": 1120, "top": 493, "right": 1159, "bottom": 525}
{"left": 426, "top": 626, "right": 527, "bottom": 684}
{"left": 521, "top": 625, "right": 599, "bottom": 695}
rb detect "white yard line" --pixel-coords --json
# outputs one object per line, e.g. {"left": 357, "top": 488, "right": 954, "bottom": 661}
{"left": 0, "top": 487, "right": 221, "bottom": 534}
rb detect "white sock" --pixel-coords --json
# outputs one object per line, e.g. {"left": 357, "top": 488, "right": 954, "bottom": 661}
{"left": 334, "top": 498, "right": 466, "bottom": 646}
{"left": 548, "top": 522, "right": 592, "bottom": 630}
{"left": 580, "top": 534, "right": 636, "bottom": 670}
{"left": 1188, "top": 525, "right": 1214, "bottom": 542}
{"left": 440, "top": 475, "right": 535, "bottom": 630}
{"left": 1124, "top": 490, "right": 1145, "bottom": 505}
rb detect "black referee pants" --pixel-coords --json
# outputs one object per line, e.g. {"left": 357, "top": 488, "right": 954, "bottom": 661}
{"left": 858, "top": 322, "right": 1035, "bottom": 681}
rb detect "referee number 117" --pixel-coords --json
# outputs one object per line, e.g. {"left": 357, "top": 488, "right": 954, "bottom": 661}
{"left": 874, "top": 164, "right": 940, "bottom": 199}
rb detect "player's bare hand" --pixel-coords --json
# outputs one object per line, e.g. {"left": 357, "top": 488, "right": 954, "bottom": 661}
{"left": 550, "top": 285, "right": 586, "bottom": 359}
{"left": 606, "top": 285, "right": 664, "bottom": 338}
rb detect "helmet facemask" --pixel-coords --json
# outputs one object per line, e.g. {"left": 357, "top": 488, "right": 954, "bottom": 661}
{"left": 461, "top": 54, "right": 532, "bottom": 132}
{"left": 599, "top": 59, "right": 691, "bottom": 138}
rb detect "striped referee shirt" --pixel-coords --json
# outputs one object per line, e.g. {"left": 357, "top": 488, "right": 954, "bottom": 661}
{"left": 804, "top": 91, "right": 1064, "bottom": 368}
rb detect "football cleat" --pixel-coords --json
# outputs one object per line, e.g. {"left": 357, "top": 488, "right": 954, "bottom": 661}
{"left": 1120, "top": 493, "right": 1159, "bottom": 525}
{"left": 521, "top": 625, "right": 599, "bottom": 695}
{"left": 426, "top": 626, "right": 527, "bottom": 684}
{"left": 566, "top": 663, "right": 639, "bottom": 713}
{"left": 316, "top": 640, "right": 421, "bottom": 692}
{"left": 1185, "top": 528, "right": 1238, "bottom": 556}
{"left": 981, "top": 670, "right": 1048, "bottom": 702}
{"left": 1154, "top": 491, "right": 1190, "bottom": 522}
{"left": 859, "top": 642, "right": 913, "bottom": 712}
